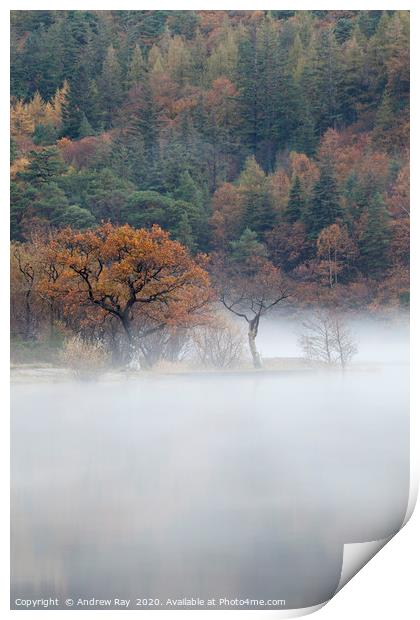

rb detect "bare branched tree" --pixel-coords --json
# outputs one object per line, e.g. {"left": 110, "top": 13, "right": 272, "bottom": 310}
{"left": 216, "top": 256, "right": 290, "bottom": 368}
{"left": 299, "top": 310, "right": 357, "bottom": 369}
{"left": 192, "top": 315, "right": 245, "bottom": 369}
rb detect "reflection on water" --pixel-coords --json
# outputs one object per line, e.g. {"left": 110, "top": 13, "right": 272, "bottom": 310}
{"left": 11, "top": 366, "right": 409, "bottom": 609}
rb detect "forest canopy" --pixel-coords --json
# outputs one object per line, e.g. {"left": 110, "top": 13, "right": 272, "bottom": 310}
{"left": 10, "top": 10, "right": 410, "bottom": 366}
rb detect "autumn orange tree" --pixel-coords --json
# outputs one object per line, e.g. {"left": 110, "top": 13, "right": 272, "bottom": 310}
{"left": 316, "top": 224, "right": 357, "bottom": 288}
{"left": 42, "top": 223, "right": 214, "bottom": 365}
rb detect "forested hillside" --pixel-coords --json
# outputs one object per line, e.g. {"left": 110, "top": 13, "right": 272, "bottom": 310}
{"left": 11, "top": 10, "right": 409, "bottom": 319}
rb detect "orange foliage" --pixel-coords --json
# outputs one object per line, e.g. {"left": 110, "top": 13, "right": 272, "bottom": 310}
{"left": 41, "top": 224, "right": 214, "bottom": 342}
{"left": 388, "top": 162, "right": 409, "bottom": 217}
{"left": 316, "top": 224, "right": 357, "bottom": 287}
{"left": 269, "top": 168, "right": 291, "bottom": 213}
{"left": 210, "top": 183, "right": 243, "bottom": 249}
{"left": 317, "top": 129, "right": 391, "bottom": 190}
{"left": 389, "top": 218, "right": 410, "bottom": 267}
{"left": 57, "top": 135, "right": 111, "bottom": 169}
{"left": 10, "top": 156, "right": 29, "bottom": 179}
{"left": 288, "top": 152, "right": 319, "bottom": 195}
{"left": 205, "top": 77, "right": 239, "bottom": 125}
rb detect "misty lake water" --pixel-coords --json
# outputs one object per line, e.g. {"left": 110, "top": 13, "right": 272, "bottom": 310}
{"left": 11, "top": 320, "right": 409, "bottom": 610}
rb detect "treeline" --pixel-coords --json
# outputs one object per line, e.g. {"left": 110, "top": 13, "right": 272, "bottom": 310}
{"left": 11, "top": 10, "right": 409, "bottom": 311}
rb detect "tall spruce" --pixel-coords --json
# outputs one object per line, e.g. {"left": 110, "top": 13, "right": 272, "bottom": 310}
{"left": 100, "top": 45, "right": 123, "bottom": 128}
{"left": 239, "top": 156, "right": 277, "bottom": 238}
{"left": 305, "top": 163, "right": 341, "bottom": 239}
{"left": 284, "top": 175, "right": 306, "bottom": 223}
{"left": 358, "top": 192, "right": 390, "bottom": 276}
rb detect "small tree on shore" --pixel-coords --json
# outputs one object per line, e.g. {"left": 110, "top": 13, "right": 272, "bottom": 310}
{"left": 299, "top": 309, "right": 357, "bottom": 369}
{"left": 192, "top": 314, "right": 245, "bottom": 369}
{"left": 60, "top": 334, "right": 110, "bottom": 379}
{"left": 214, "top": 253, "right": 290, "bottom": 368}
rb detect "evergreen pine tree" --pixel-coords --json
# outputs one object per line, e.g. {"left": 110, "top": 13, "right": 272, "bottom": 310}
{"left": 255, "top": 16, "right": 281, "bottom": 171}
{"left": 284, "top": 175, "right": 306, "bottom": 223}
{"left": 173, "top": 170, "right": 206, "bottom": 248}
{"left": 127, "top": 43, "right": 146, "bottom": 87}
{"left": 100, "top": 45, "right": 123, "bottom": 128}
{"left": 18, "top": 147, "right": 66, "bottom": 185}
{"left": 236, "top": 28, "right": 259, "bottom": 155}
{"left": 358, "top": 192, "right": 390, "bottom": 276}
{"left": 229, "top": 228, "right": 268, "bottom": 263}
{"left": 61, "top": 62, "right": 91, "bottom": 138}
{"left": 240, "top": 156, "right": 277, "bottom": 238}
{"left": 173, "top": 210, "right": 195, "bottom": 250}
{"left": 372, "top": 89, "right": 395, "bottom": 150}
{"left": 305, "top": 163, "right": 341, "bottom": 239}
{"left": 79, "top": 112, "right": 94, "bottom": 137}
{"left": 311, "top": 28, "right": 344, "bottom": 134}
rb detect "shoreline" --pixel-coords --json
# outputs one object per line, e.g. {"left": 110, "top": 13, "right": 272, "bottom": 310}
{"left": 9, "top": 358, "right": 389, "bottom": 384}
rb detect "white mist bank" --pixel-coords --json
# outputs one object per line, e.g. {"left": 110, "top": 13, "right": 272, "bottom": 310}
{"left": 11, "top": 332, "right": 409, "bottom": 609}
{"left": 255, "top": 314, "right": 409, "bottom": 365}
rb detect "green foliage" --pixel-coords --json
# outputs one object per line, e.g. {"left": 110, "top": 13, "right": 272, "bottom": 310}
{"left": 284, "top": 175, "right": 306, "bottom": 223}
{"left": 124, "top": 190, "right": 173, "bottom": 228}
{"left": 11, "top": 10, "right": 408, "bottom": 168}
{"left": 358, "top": 193, "right": 390, "bottom": 276}
{"left": 239, "top": 156, "right": 277, "bottom": 238}
{"left": 229, "top": 228, "right": 268, "bottom": 263}
{"left": 357, "top": 11, "right": 383, "bottom": 38}
{"left": 305, "top": 164, "right": 342, "bottom": 240}
{"left": 57, "top": 205, "right": 96, "bottom": 229}
{"left": 335, "top": 17, "right": 354, "bottom": 43}
{"left": 78, "top": 113, "right": 94, "bottom": 137}
{"left": 100, "top": 45, "right": 123, "bottom": 127}
{"left": 31, "top": 182, "right": 69, "bottom": 223}
{"left": 10, "top": 9, "right": 409, "bottom": 288}
{"left": 10, "top": 182, "right": 37, "bottom": 240}
{"left": 18, "top": 148, "right": 66, "bottom": 185}
{"left": 311, "top": 28, "right": 344, "bottom": 134}
{"left": 127, "top": 44, "right": 146, "bottom": 87}
{"left": 167, "top": 11, "right": 199, "bottom": 39}
{"left": 32, "top": 123, "right": 58, "bottom": 145}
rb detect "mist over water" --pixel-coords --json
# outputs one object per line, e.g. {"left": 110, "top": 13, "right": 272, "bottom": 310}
{"left": 11, "top": 316, "right": 409, "bottom": 610}
{"left": 257, "top": 313, "right": 410, "bottom": 364}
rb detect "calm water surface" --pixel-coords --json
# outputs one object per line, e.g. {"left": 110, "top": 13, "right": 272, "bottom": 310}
{"left": 11, "top": 366, "right": 409, "bottom": 609}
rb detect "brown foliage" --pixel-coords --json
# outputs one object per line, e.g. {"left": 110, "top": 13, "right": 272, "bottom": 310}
{"left": 41, "top": 224, "right": 214, "bottom": 361}
{"left": 210, "top": 183, "right": 243, "bottom": 249}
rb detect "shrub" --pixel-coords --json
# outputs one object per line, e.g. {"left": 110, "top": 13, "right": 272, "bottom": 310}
{"left": 60, "top": 335, "right": 110, "bottom": 379}
{"left": 192, "top": 317, "right": 245, "bottom": 369}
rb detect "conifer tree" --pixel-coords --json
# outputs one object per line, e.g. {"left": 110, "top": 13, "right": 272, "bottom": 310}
{"left": 127, "top": 43, "right": 147, "bottom": 87}
{"left": 236, "top": 28, "right": 259, "bottom": 155}
{"left": 173, "top": 210, "right": 195, "bottom": 250}
{"left": 284, "top": 175, "right": 306, "bottom": 223}
{"left": 239, "top": 156, "right": 277, "bottom": 238}
{"left": 100, "top": 45, "right": 123, "bottom": 128}
{"left": 255, "top": 16, "right": 281, "bottom": 171}
{"left": 173, "top": 170, "right": 207, "bottom": 248}
{"left": 229, "top": 228, "right": 268, "bottom": 263}
{"left": 78, "top": 112, "right": 94, "bottom": 137}
{"left": 358, "top": 193, "right": 390, "bottom": 276}
{"left": 305, "top": 163, "right": 341, "bottom": 239}
{"left": 62, "top": 62, "right": 93, "bottom": 138}
{"left": 18, "top": 147, "right": 66, "bottom": 185}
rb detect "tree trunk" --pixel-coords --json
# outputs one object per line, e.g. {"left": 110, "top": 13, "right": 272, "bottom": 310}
{"left": 248, "top": 317, "right": 262, "bottom": 369}
{"left": 121, "top": 316, "right": 138, "bottom": 367}
{"left": 24, "top": 289, "right": 32, "bottom": 340}
{"left": 121, "top": 316, "right": 153, "bottom": 369}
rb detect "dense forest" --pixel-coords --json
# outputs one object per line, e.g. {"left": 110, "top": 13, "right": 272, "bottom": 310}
{"left": 10, "top": 10, "right": 409, "bottom": 367}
